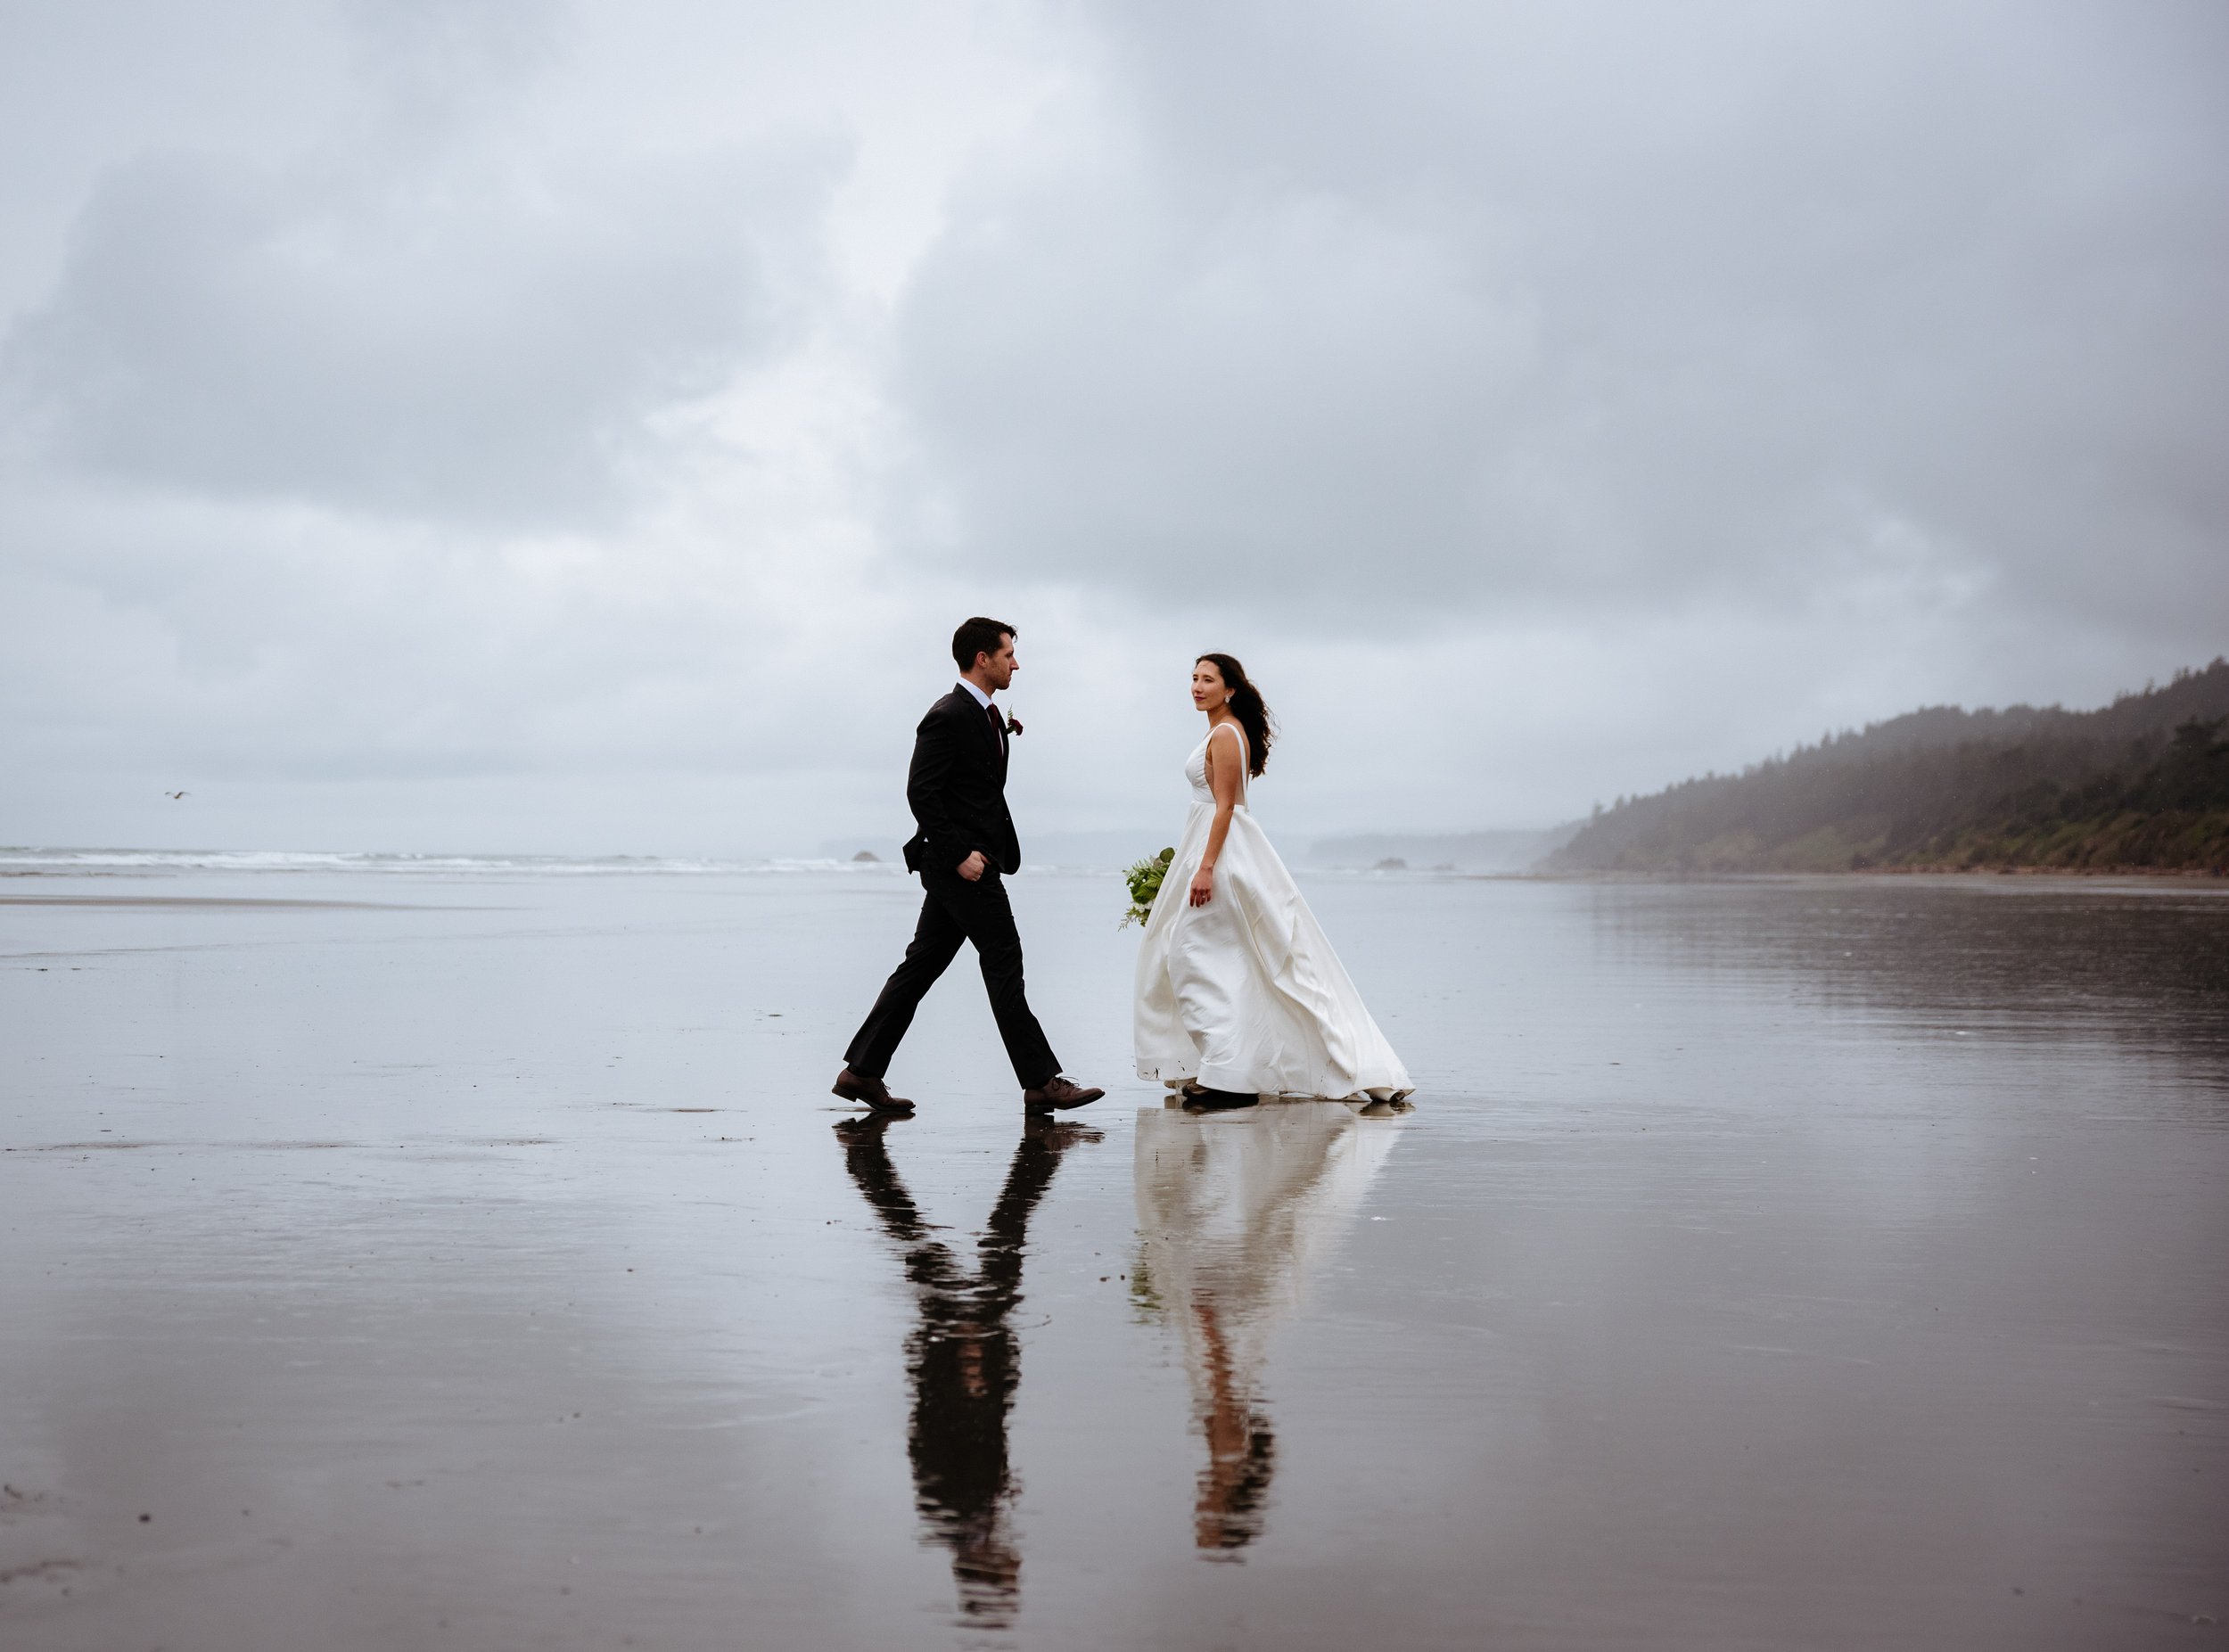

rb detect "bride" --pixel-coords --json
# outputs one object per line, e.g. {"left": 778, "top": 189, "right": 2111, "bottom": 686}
{"left": 1133, "top": 653, "right": 1414, "bottom": 1108}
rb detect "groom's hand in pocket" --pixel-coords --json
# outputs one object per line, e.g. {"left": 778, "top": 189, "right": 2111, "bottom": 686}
{"left": 958, "top": 851, "right": 988, "bottom": 883}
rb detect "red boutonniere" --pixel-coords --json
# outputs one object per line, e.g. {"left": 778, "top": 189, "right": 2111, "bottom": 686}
{"left": 1003, "top": 713, "right": 1024, "bottom": 736}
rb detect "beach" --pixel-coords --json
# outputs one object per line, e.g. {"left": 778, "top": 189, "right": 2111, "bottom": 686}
{"left": 2, "top": 859, "right": 2225, "bottom": 1648}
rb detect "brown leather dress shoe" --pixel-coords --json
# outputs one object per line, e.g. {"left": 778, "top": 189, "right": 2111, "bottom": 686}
{"left": 1023, "top": 1075, "right": 1105, "bottom": 1112}
{"left": 832, "top": 1068, "right": 914, "bottom": 1111}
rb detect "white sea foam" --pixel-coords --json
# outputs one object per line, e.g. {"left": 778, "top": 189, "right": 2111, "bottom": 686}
{"left": 0, "top": 847, "right": 903, "bottom": 878}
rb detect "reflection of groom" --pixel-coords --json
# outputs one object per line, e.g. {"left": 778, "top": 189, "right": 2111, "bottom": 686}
{"left": 834, "top": 617, "right": 1103, "bottom": 1114}
{"left": 835, "top": 1114, "right": 1099, "bottom": 1623}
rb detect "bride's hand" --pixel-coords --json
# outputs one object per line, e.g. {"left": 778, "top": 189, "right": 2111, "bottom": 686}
{"left": 1189, "top": 866, "right": 1214, "bottom": 907}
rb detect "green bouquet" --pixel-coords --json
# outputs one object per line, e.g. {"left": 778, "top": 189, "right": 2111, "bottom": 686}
{"left": 1121, "top": 847, "right": 1177, "bottom": 928}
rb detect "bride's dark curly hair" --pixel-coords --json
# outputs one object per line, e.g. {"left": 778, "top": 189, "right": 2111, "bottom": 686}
{"left": 1197, "top": 653, "right": 1274, "bottom": 777}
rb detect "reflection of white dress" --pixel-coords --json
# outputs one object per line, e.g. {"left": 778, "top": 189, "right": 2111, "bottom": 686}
{"left": 1133, "top": 727, "right": 1413, "bottom": 1100}
{"left": 1134, "top": 1101, "right": 1406, "bottom": 1352}
{"left": 1133, "top": 1101, "right": 1408, "bottom": 1553}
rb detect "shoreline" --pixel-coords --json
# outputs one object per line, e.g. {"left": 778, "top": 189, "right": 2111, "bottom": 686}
{"left": 1527, "top": 864, "right": 2228, "bottom": 884}
{"left": 1863, "top": 861, "right": 2228, "bottom": 879}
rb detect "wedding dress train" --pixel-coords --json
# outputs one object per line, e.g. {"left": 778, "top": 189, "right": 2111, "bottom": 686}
{"left": 1133, "top": 727, "right": 1413, "bottom": 1100}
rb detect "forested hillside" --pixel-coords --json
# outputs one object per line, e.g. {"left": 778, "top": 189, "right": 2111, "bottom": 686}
{"left": 1549, "top": 660, "right": 2229, "bottom": 875}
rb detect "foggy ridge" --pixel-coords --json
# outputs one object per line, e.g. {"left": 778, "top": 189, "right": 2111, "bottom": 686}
{"left": 1550, "top": 659, "right": 2229, "bottom": 875}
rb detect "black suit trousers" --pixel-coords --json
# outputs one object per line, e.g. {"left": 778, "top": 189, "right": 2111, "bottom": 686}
{"left": 844, "top": 868, "right": 1060, "bottom": 1089}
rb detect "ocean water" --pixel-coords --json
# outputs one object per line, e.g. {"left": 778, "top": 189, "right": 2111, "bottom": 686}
{"left": 0, "top": 845, "right": 905, "bottom": 877}
{"left": 1, "top": 864, "right": 2224, "bottom": 1649}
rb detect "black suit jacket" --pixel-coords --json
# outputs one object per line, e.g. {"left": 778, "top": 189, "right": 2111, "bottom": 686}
{"left": 901, "top": 685, "right": 1021, "bottom": 877}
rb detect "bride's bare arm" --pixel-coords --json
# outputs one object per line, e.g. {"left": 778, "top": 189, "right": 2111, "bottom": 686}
{"left": 1189, "top": 724, "right": 1246, "bottom": 906}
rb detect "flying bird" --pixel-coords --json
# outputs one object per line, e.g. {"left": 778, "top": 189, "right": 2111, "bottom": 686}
{"left": 164, "top": 791, "right": 188, "bottom": 800}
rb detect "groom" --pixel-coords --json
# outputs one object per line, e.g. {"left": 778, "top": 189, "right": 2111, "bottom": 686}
{"left": 833, "top": 618, "right": 1104, "bottom": 1114}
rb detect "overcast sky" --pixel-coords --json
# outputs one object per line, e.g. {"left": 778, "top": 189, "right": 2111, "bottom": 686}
{"left": 3, "top": 0, "right": 2223, "bottom": 856}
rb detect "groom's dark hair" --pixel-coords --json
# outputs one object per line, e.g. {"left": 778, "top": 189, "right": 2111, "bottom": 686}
{"left": 952, "top": 616, "right": 1016, "bottom": 673}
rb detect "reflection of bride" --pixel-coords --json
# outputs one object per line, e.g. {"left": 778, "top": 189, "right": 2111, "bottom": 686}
{"left": 1132, "top": 1099, "right": 1409, "bottom": 1554}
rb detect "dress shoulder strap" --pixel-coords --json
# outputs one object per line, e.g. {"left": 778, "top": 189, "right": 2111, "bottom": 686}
{"left": 1207, "top": 719, "right": 1249, "bottom": 793}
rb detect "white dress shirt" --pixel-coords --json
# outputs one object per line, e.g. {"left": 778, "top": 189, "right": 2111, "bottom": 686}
{"left": 958, "top": 675, "right": 1005, "bottom": 754}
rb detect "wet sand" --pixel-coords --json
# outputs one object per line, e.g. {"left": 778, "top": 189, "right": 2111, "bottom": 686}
{"left": 2, "top": 868, "right": 2224, "bottom": 1648}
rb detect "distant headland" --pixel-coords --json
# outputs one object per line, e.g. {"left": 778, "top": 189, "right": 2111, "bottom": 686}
{"left": 1548, "top": 658, "right": 2229, "bottom": 876}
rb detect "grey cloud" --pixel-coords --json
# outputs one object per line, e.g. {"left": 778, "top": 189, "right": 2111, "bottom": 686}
{"left": 341, "top": 0, "right": 572, "bottom": 119}
{"left": 2, "top": 0, "right": 2221, "bottom": 857}
{"left": 891, "top": 1, "right": 2229, "bottom": 648}
{"left": 895, "top": 182, "right": 1535, "bottom": 601}
{"left": 3, "top": 108, "right": 837, "bottom": 527}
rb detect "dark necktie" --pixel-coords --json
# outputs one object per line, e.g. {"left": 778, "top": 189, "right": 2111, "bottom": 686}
{"left": 985, "top": 700, "right": 1005, "bottom": 756}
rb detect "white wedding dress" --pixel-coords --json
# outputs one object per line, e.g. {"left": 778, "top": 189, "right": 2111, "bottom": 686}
{"left": 1133, "top": 726, "right": 1413, "bottom": 1100}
